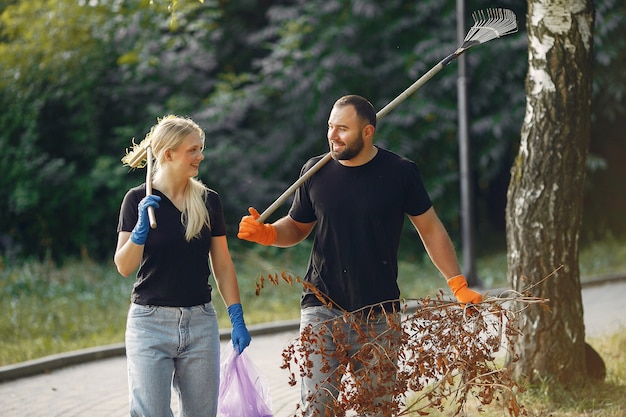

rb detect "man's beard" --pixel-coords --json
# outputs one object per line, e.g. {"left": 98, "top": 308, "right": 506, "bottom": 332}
{"left": 331, "top": 132, "right": 364, "bottom": 161}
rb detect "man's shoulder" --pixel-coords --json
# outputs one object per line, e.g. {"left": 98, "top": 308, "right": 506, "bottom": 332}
{"left": 302, "top": 153, "right": 329, "bottom": 172}
{"left": 376, "top": 147, "right": 415, "bottom": 166}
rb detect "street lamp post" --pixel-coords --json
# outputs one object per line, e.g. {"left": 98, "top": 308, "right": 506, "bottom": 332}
{"left": 456, "top": 0, "right": 483, "bottom": 288}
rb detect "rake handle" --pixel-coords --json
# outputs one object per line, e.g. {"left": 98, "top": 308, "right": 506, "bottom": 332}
{"left": 258, "top": 153, "right": 332, "bottom": 223}
{"left": 257, "top": 52, "right": 460, "bottom": 224}
{"left": 146, "top": 146, "right": 157, "bottom": 229}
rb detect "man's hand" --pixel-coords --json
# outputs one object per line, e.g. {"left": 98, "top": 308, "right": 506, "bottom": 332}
{"left": 237, "top": 207, "right": 277, "bottom": 246}
{"left": 447, "top": 275, "right": 482, "bottom": 304}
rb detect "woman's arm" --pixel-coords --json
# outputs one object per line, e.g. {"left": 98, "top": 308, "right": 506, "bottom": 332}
{"left": 209, "top": 235, "right": 242, "bottom": 306}
{"left": 113, "top": 231, "right": 144, "bottom": 277}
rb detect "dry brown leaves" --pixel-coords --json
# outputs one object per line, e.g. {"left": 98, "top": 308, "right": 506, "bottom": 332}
{"left": 255, "top": 271, "right": 548, "bottom": 417}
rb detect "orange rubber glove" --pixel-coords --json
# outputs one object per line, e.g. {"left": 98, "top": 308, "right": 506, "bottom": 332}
{"left": 447, "top": 275, "right": 482, "bottom": 304}
{"left": 237, "top": 207, "right": 277, "bottom": 246}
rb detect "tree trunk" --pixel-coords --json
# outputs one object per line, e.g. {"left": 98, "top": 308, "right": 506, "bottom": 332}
{"left": 505, "top": 0, "right": 594, "bottom": 384}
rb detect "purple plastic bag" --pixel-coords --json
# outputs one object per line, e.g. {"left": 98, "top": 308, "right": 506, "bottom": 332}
{"left": 217, "top": 344, "right": 274, "bottom": 417}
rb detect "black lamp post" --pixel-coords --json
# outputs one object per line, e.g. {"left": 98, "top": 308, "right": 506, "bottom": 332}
{"left": 456, "top": 0, "right": 483, "bottom": 288}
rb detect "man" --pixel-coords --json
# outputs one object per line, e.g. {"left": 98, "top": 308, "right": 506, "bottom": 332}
{"left": 238, "top": 95, "right": 481, "bottom": 416}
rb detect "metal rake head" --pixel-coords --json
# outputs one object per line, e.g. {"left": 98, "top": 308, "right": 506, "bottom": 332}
{"left": 460, "top": 8, "right": 518, "bottom": 50}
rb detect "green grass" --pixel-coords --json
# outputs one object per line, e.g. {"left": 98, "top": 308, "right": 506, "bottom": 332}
{"left": 0, "top": 260, "right": 131, "bottom": 366}
{"left": 0, "top": 236, "right": 625, "bottom": 367}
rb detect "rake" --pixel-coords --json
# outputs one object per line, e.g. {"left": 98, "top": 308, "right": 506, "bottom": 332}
{"left": 257, "top": 8, "right": 518, "bottom": 222}
{"left": 122, "top": 139, "right": 158, "bottom": 229}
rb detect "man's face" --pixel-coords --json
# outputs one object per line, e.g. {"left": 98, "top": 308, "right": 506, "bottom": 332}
{"left": 327, "top": 104, "right": 365, "bottom": 161}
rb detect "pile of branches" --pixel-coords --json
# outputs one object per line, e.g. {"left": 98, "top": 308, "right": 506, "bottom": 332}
{"left": 256, "top": 272, "right": 547, "bottom": 417}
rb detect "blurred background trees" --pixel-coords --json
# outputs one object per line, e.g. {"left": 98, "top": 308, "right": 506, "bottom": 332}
{"left": 0, "top": 0, "right": 624, "bottom": 263}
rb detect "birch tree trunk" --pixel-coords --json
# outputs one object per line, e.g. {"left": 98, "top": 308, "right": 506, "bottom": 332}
{"left": 505, "top": 0, "right": 594, "bottom": 383}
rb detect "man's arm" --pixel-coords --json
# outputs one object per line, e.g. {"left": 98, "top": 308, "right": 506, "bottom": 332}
{"left": 272, "top": 215, "right": 316, "bottom": 247}
{"left": 408, "top": 207, "right": 462, "bottom": 279}
{"left": 408, "top": 206, "right": 482, "bottom": 304}
{"left": 238, "top": 207, "right": 315, "bottom": 247}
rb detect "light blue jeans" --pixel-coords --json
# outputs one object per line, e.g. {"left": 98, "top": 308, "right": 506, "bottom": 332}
{"left": 299, "top": 306, "right": 401, "bottom": 417}
{"left": 125, "top": 302, "right": 220, "bottom": 417}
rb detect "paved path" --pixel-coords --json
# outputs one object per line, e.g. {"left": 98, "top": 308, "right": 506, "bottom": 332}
{"left": 1, "top": 280, "right": 625, "bottom": 417}
{"left": 0, "top": 330, "right": 300, "bottom": 417}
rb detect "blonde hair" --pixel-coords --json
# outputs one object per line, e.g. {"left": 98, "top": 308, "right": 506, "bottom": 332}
{"left": 122, "top": 115, "right": 210, "bottom": 241}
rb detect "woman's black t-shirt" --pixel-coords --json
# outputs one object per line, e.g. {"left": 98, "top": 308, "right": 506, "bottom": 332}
{"left": 117, "top": 184, "right": 226, "bottom": 307}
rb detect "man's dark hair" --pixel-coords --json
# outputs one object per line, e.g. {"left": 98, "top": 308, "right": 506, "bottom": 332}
{"left": 334, "top": 95, "right": 377, "bottom": 128}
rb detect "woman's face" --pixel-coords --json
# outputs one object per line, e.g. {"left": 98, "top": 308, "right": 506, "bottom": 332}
{"left": 167, "top": 131, "right": 205, "bottom": 178}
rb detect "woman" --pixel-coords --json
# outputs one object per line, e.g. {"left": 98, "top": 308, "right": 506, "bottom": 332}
{"left": 114, "top": 115, "right": 251, "bottom": 417}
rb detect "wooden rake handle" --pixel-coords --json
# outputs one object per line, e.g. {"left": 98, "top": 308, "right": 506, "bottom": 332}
{"left": 257, "top": 153, "right": 331, "bottom": 223}
{"left": 146, "top": 146, "right": 157, "bottom": 229}
{"left": 256, "top": 63, "right": 443, "bottom": 224}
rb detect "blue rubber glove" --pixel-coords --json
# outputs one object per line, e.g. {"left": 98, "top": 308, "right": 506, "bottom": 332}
{"left": 227, "top": 303, "right": 251, "bottom": 354}
{"left": 130, "top": 195, "right": 161, "bottom": 245}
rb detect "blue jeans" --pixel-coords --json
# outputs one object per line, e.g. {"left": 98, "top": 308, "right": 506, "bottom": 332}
{"left": 125, "top": 302, "right": 220, "bottom": 417}
{"left": 299, "top": 306, "right": 401, "bottom": 417}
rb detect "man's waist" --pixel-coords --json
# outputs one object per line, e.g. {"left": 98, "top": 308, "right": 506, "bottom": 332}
{"left": 301, "top": 294, "right": 400, "bottom": 314}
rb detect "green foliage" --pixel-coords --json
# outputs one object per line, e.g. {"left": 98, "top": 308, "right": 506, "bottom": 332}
{"left": 192, "top": 0, "right": 529, "bottom": 232}
{"left": 0, "top": 1, "right": 104, "bottom": 91}
{"left": 583, "top": 0, "right": 626, "bottom": 240}
{"left": 0, "top": 0, "right": 125, "bottom": 260}
{"left": 0, "top": 0, "right": 624, "bottom": 261}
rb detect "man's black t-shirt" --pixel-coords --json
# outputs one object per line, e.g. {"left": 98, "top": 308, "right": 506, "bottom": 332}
{"left": 117, "top": 184, "right": 226, "bottom": 307}
{"left": 289, "top": 147, "right": 432, "bottom": 312}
